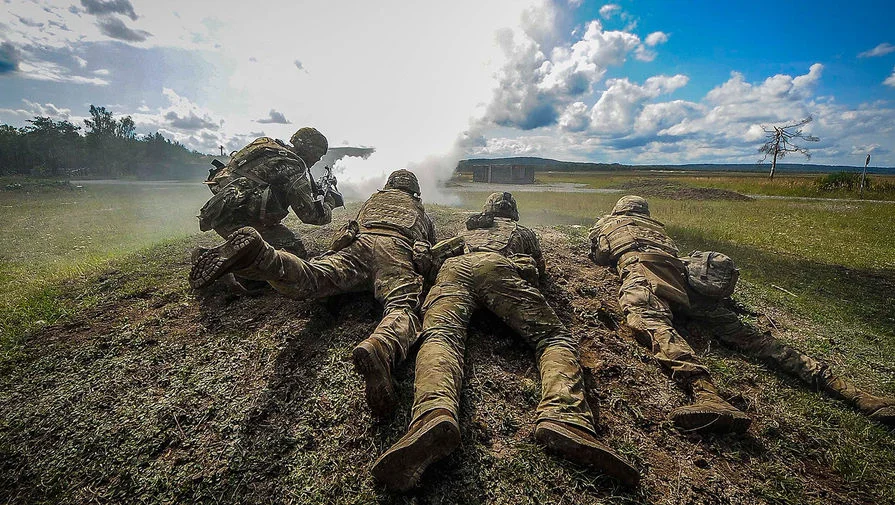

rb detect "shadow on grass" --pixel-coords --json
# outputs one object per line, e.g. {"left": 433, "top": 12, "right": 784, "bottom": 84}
{"left": 669, "top": 226, "right": 895, "bottom": 356}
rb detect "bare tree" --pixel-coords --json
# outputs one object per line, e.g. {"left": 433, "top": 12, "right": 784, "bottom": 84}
{"left": 758, "top": 116, "right": 820, "bottom": 179}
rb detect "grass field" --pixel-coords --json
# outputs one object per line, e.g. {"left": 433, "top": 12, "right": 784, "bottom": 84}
{"left": 535, "top": 171, "right": 895, "bottom": 200}
{"left": 1, "top": 173, "right": 894, "bottom": 504}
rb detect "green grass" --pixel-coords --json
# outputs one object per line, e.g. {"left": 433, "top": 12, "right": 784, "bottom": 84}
{"left": 536, "top": 171, "right": 895, "bottom": 200}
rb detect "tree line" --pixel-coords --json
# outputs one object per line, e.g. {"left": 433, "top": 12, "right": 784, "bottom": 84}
{"left": 0, "top": 105, "right": 208, "bottom": 179}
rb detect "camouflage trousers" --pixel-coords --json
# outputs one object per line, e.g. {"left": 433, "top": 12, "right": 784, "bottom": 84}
{"left": 412, "top": 252, "right": 595, "bottom": 433}
{"left": 618, "top": 256, "right": 709, "bottom": 381}
{"left": 216, "top": 222, "right": 307, "bottom": 258}
{"left": 683, "top": 299, "right": 827, "bottom": 386}
{"left": 236, "top": 233, "right": 424, "bottom": 365}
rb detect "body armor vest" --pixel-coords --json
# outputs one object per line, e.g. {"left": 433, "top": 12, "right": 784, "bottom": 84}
{"left": 600, "top": 215, "right": 678, "bottom": 260}
{"left": 210, "top": 137, "right": 307, "bottom": 193}
{"left": 357, "top": 189, "right": 429, "bottom": 242}
{"left": 462, "top": 217, "right": 519, "bottom": 256}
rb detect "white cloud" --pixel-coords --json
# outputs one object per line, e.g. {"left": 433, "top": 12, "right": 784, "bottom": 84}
{"left": 599, "top": 4, "right": 620, "bottom": 19}
{"left": 884, "top": 66, "right": 895, "bottom": 88}
{"left": 644, "top": 31, "right": 669, "bottom": 47}
{"left": 17, "top": 60, "right": 110, "bottom": 85}
{"left": 858, "top": 43, "right": 895, "bottom": 58}
{"left": 0, "top": 100, "right": 73, "bottom": 121}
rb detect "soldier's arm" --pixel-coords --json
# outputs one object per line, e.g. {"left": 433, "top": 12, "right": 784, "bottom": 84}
{"left": 521, "top": 226, "right": 547, "bottom": 275}
{"left": 285, "top": 175, "right": 333, "bottom": 225}
{"left": 588, "top": 218, "right": 612, "bottom": 265}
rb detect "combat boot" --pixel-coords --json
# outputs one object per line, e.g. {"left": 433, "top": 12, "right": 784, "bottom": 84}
{"left": 352, "top": 338, "right": 398, "bottom": 417}
{"left": 670, "top": 379, "right": 751, "bottom": 433}
{"left": 190, "top": 227, "right": 265, "bottom": 289}
{"left": 371, "top": 408, "right": 460, "bottom": 492}
{"left": 823, "top": 372, "right": 895, "bottom": 426}
{"left": 534, "top": 421, "right": 640, "bottom": 486}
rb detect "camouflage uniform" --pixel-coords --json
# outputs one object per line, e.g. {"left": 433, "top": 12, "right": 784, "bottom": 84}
{"left": 590, "top": 196, "right": 750, "bottom": 432}
{"left": 199, "top": 129, "right": 334, "bottom": 257}
{"left": 591, "top": 196, "right": 895, "bottom": 428}
{"left": 371, "top": 193, "right": 639, "bottom": 492}
{"left": 190, "top": 169, "right": 434, "bottom": 416}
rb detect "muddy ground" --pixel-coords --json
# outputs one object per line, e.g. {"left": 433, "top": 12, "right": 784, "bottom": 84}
{"left": 0, "top": 208, "right": 892, "bottom": 504}
{"left": 617, "top": 179, "right": 753, "bottom": 201}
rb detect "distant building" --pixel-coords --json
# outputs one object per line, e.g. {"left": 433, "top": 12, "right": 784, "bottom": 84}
{"left": 471, "top": 164, "right": 535, "bottom": 184}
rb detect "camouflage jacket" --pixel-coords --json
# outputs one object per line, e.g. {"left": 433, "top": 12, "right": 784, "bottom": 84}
{"left": 588, "top": 213, "right": 679, "bottom": 266}
{"left": 462, "top": 215, "right": 545, "bottom": 275}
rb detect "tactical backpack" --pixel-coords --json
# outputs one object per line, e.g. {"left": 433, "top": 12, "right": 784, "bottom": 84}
{"left": 682, "top": 250, "right": 739, "bottom": 299}
{"left": 199, "top": 137, "right": 306, "bottom": 230}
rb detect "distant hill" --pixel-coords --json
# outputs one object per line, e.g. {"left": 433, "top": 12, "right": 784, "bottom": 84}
{"left": 457, "top": 157, "right": 895, "bottom": 175}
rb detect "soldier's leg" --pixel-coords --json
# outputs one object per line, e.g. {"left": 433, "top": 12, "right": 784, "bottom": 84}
{"left": 619, "top": 265, "right": 749, "bottom": 432}
{"left": 691, "top": 302, "right": 895, "bottom": 426}
{"left": 372, "top": 258, "right": 474, "bottom": 492}
{"left": 475, "top": 255, "right": 638, "bottom": 485}
{"left": 191, "top": 227, "right": 371, "bottom": 299}
{"left": 362, "top": 237, "right": 426, "bottom": 365}
{"left": 475, "top": 256, "right": 594, "bottom": 432}
{"left": 258, "top": 223, "right": 307, "bottom": 258}
{"left": 618, "top": 264, "right": 707, "bottom": 380}
{"left": 352, "top": 236, "right": 425, "bottom": 416}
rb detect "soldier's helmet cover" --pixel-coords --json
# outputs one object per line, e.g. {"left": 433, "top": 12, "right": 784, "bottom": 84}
{"left": 289, "top": 127, "right": 328, "bottom": 163}
{"left": 384, "top": 169, "right": 421, "bottom": 196}
{"left": 483, "top": 191, "right": 519, "bottom": 221}
{"left": 611, "top": 195, "right": 650, "bottom": 216}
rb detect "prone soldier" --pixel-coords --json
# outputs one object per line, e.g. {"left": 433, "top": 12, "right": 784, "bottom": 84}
{"left": 371, "top": 192, "right": 640, "bottom": 492}
{"left": 190, "top": 170, "right": 434, "bottom": 418}
{"left": 589, "top": 195, "right": 895, "bottom": 432}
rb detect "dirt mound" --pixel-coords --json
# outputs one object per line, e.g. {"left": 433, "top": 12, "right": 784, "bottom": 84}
{"left": 0, "top": 210, "right": 891, "bottom": 504}
{"left": 617, "top": 179, "right": 753, "bottom": 201}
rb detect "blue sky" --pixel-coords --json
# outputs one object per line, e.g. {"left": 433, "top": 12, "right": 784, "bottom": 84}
{"left": 1, "top": 0, "right": 894, "bottom": 188}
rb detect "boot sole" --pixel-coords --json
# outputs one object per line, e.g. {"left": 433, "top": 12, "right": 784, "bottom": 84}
{"left": 352, "top": 343, "right": 397, "bottom": 418}
{"left": 868, "top": 406, "right": 895, "bottom": 427}
{"left": 670, "top": 408, "right": 752, "bottom": 434}
{"left": 371, "top": 415, "right": 460, "bottom": 492}
{"left": 535, "top": 422, "right": 640, "bottom": 487}
{"left": 189, "top": 228, "right": 260, "bottom": 289}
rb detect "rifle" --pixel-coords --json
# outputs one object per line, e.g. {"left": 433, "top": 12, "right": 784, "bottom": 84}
{"left": 309, "top": 165, "right": 345, "bottom": 217}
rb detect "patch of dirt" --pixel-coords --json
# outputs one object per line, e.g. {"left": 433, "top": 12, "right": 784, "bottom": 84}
{"left": 618, "top": 179, "right": 753, "bottom": 201}
{"left": 0, "top": 210, "right": 890, "bottom": 504}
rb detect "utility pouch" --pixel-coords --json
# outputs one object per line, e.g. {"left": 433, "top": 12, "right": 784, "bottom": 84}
{"left": 635, "top": 252, "right": 690, "bottom": 309}
{"left": 509, "top": 253, "right": 540, "bottom": 287}
{"left": 330, "top": 220, "right": 359, "bottom": 251}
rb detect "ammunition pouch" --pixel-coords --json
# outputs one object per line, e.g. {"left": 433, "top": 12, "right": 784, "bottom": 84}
{"left": 509, "top": 253, "right": 540, "bottom": 287}
{"left": 330, "top": 220, "right": 359, "bottom": 252}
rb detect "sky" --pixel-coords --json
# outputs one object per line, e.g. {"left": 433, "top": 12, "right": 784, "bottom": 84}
{"left": 1, "top": 0, "right": 894, "bottom": 193}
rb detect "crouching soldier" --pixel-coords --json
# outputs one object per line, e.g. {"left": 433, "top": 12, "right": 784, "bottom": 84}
{"left": 189, "top": 169, "right": 434, "bottom": 418}
{"left": 197, "top": 128, "right": 341, "bottom": 290}
{"left": 372, "top": 192, "right": 640, "bottom": 492}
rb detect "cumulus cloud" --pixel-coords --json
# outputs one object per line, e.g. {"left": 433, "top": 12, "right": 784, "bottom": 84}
{"left": 96, "top": 16, "right": 151, "bottom": 42}
{"left": 885, "top": 66, "right": 895, "bottom": 88}
{"left": 858, "top": 42, "right": 895, "bottom": 58}
{"left": 80, "top": 0, "right": 138, "bottom": 21}
{"left": 256, "top": 109, "right": 291, "bottom": 124}
{"left": 0, "top": 41, "right": 21, "bottom": 74}
{"left": 588, "top": 74, "right": 689, "bottom": 134}
{"left": 482, "top": 11, "right": 654, "bottom": 131}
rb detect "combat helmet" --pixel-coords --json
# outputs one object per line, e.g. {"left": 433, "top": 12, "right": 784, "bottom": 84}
{"left": 290, "top": 127, "right": 328, "bottom": 164}
{"left": 611, "top": 195, "right": 649, "bottom": 216}
{"left": 483, "top": 192, "right": 519, "bottom": 221}
{"left": 385, "top": 169, "right": 421, "bottom": 196}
